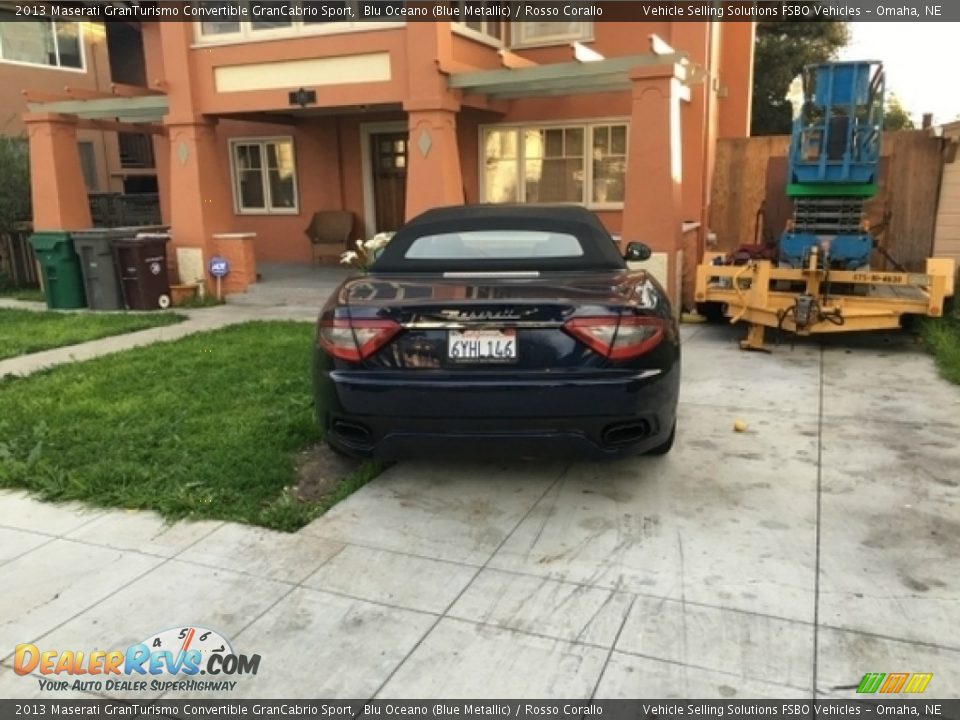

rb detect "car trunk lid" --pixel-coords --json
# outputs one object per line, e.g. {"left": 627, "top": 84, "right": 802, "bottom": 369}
{"left": 337, "top": 271, "right": 657, "bottom": 370}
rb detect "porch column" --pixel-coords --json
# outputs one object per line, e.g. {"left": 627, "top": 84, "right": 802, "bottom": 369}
{"left": 404, "top": 100, "right": 464, "bottom": 220}
{"left": 163, "top": 119, "right": 234, "bottom": 289}
{"left": 152, "top": 133, "right": 171, "bottom": 227}
{"left": 24, "top": 113, "right": 92, "bottom": 231}
{"left": 717, "top": 22, "right": 755, "bottom": 140}
{"left": 622, "top": 64, "right": 686, "bottom": 312}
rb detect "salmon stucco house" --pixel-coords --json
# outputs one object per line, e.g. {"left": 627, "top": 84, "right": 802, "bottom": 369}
{"left": 20, "top": 12, "right": 754, "bottom": 307}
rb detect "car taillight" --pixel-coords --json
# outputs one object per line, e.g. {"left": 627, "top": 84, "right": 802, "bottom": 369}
{"left": 564, "top": 315, "right": 664, "bottom": 360}
{"left": 318, "top": 317, "right": 401, "bottom": 362}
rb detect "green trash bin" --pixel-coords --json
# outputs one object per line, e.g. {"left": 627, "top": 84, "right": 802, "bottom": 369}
{"left": 28, "top": 232, "right": 87, "bottom": 309}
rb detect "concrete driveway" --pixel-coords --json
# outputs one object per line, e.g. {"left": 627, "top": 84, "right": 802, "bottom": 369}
{"left": 1, "top": 323, "right": 958, "bottom": 700}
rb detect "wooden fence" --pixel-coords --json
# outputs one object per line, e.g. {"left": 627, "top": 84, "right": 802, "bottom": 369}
{"left": 0, "top": 194, "right": 162, "bottom": 290}
{"left": 0, "top": 226, "right": 38, "bottom": 288}
{"left": 709, "top": 130, "right": 946, "bottom": 272}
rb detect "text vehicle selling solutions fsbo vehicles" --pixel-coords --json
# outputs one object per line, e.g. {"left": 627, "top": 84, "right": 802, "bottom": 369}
{"left": 312, "top": 205, "right": 680, "bottom": 460}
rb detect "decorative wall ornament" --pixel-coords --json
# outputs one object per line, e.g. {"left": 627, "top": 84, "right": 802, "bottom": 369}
{"left": 417, "top": 129, "right": 432, "bottom": 157}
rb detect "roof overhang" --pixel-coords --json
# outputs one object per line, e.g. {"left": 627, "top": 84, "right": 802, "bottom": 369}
{"left": 26, "top": 95, "right": 169, "bottom": 124}
{"left": 447, "top": 52, "right": 701, "bottom": 100}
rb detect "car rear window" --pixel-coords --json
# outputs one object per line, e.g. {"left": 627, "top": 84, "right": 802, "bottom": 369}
{"left": 370, "top": 207, "right": 626, "bottom": 273}
{"left": 404, "top": 230, "right": 584, "bottom": 261}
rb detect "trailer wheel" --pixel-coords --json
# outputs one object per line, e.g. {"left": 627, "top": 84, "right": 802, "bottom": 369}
{"left": 944, "top": 295, "right": 956, "bottom": 318}
{"left": 695, "top": 301, "right": 727, "bottom": 324}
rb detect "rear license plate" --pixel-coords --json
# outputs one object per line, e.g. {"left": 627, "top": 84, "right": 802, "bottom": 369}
{"left": 448, "top": 329, "right": 517, "bottom": 362}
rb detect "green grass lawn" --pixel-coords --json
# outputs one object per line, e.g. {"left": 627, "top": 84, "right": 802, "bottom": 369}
{"left": 923, "top": 301, "right": 960, "bottom": 385}
{"left": 0, "top": 321, "right": 374, "bottom": 531}
{"left": 0, "top": 308, "right": 184, "bottom": 360}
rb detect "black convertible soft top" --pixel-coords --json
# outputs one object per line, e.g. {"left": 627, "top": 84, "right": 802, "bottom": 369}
{"left": 370, "top": 204, "right": 625, "bottom": 273}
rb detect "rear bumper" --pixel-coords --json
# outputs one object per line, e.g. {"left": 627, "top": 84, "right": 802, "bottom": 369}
{"left": 335, "top": 425, "right": 671, "bottom": 461}
{"left": 315, "top": 366, "right": 679, "bottom": 460}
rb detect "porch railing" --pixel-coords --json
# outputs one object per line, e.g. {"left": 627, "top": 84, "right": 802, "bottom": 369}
{"left": 88, "top": 192, "right": 161, "bottom": 228}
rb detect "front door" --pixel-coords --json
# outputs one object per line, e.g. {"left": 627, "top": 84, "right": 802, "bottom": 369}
{"left": 371, "top": 132, "right": 408, "bottom": 232}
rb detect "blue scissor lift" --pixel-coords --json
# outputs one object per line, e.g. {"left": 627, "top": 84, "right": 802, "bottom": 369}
{"left": 694, "top": 61, "right": 955, "bottom": 351}
{"left": 780, "top": 61, "right": 884, "bottom": 270}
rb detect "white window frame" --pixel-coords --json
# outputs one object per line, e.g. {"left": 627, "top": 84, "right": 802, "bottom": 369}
{"left": 192, "top": 0, "right": 403, "bottom": 46}
{"left": 450, "top": 1, "right": 504, "bottom": 47}
{"left": 510, "top": 20, "right": 593, "bottom": 48}
{"left": 0, "top": 16, "right": 85, "bottom": 73}
{"left": 588, "top": 123, "right": 629, "bottom": 209}
{"left": 479, "top": 119, "right": 628, "bottom": 211}
{"left": 229, "top": 137, "right": 300, "bottom": 215}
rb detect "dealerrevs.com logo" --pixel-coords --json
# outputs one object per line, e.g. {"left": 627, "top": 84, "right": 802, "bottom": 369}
{"left": 14, "top": 626, "right": 261, "bottom": 693}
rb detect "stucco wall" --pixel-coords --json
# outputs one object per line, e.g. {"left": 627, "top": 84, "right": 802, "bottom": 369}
{"left": 144, "top": 20, "right": 754, "bottom": 266}
{"left": 3, "top": 21, "right": 121, "bottom": 191}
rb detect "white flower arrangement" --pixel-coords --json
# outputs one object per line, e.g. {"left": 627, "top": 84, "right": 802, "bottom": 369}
{"left": 340, "top": 232, "right": 395, "bottom": 272}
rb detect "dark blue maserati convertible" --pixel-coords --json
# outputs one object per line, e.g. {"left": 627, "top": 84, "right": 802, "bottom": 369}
{"left": 312, "top": 205, "right": 680, "bottom": 460}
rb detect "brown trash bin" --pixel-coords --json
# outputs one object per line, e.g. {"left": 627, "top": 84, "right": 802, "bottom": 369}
{"left": 112, "top": 232, "right": 172, "bottom": 310}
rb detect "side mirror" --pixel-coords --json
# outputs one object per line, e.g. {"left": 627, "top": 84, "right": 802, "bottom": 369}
{"left": 624, "top": 241, "right": 652, "bottom": 262}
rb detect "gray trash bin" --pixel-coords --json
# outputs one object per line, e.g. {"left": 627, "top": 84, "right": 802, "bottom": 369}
{"left": 72, "top": 226, "right": 168, "bottom": 310}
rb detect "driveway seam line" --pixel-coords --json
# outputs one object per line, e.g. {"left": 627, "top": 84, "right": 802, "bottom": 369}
{"left": 24, "top": 520, "right": 955, "bottom": 656}
{"left": 0, "top": 507, "right": 112, "bottom": 543}
{"left": 171, "top": 529, "right": 345, "bottom": 587}
{"left": 25, "top": 533, "right": 202, "bottom": 562}
{"left": 0, "top": 524, "right": 73, "bottom": 540}
{"left": 681, "top": 325, "right": 705, "bottom": 342}
{"left": 216, "top": 579, "right": 617, "bottom": 655}
{"left": 442, "top": 613, "right": 609, "bottom": 653}
{"left": 293, "top": 535, "right": 483, "bottom": 571}
{"left": 297, "top": 534, "right": 821, "bottom": 629}
{"left": 298, "top": 541, "right": 350, "bottom": 583}
{"left": 206, "top": 574, "right": 960, "bottom": 668}
{"left": 609, "top": 648, "right": 814, "bottom": 694}
{"left": 164, "top": 557, "right": 299, "bottom": 587}
{"left": 589, "top": 594, "right": 637, "bottom": 699}
{"left": 816, "top": 624, "right": 960, "bottom": 655}
{"left": 817, "top": 415, "right": 960, "bottom": 430}
{"left": 438, "top": 615, "right": 614, "bottom": 655}
{"left": 436, "top": 562, "right": 816, "bottom": 628}
{"left": 812, "top": 342, "right": 825, "bottom": 698}
{"left": 295, "top": 584, "right": 444, "bottom": 619}
{"left": 0, "top": 534, "right": 60, "bottom": 571}
{"left": 0, "top": 520, "right": 226, "bottom": 666}
{"left": 367, "top": 462, "right": 574, "bottom": 701}
{"left": 153, "top": 587, "right": 303, "bottom": 704}
{"left": 677, "top": 400, "right": 822, "bottom": 418}
{"left": 57, "top": 510, "right": 113, "bottom": 539}
{"left": 154, "top": 534, "right": 350, "bottom": 703}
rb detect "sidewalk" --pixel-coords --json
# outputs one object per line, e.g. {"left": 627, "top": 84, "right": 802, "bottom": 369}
{"left": 0, "top": 299, "right": 47, "bottom": 312}
{"left": 0, "top": 302, "right": 318, "bottom": 378}
{"left": 0, "top": 262, "right": 347, "bottom": 378}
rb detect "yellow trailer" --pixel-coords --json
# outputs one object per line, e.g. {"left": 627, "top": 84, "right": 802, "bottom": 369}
{"left": 693, "top": 248, "right": 956, "bottom": 351}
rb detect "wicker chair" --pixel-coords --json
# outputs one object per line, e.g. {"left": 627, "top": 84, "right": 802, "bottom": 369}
{"left": 304, "top": 210, "right": 354, "bottom": 264}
